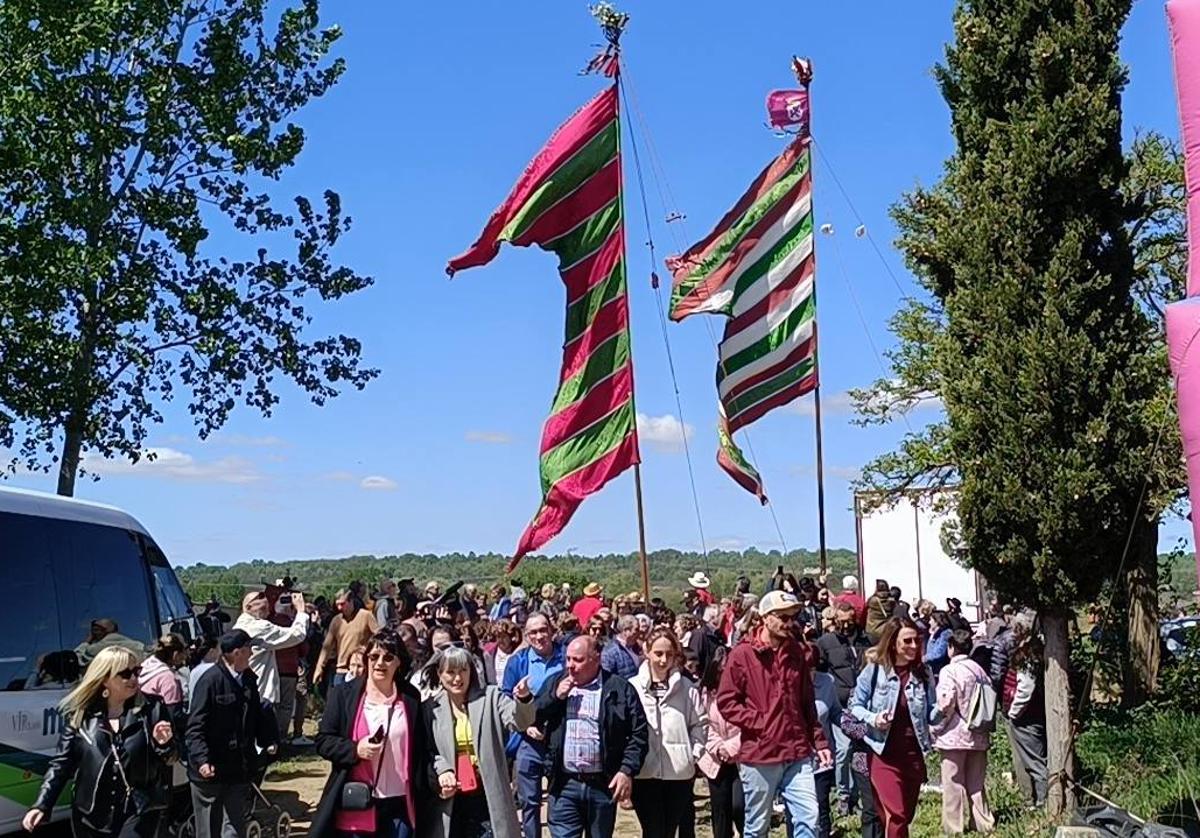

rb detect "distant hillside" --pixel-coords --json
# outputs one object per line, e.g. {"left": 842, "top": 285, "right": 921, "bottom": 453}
{"left": 176, "top": 547, "right": 861, "bottom": 607}
{"left": 176, "top": 546, "right": 1200, "bottom": 613}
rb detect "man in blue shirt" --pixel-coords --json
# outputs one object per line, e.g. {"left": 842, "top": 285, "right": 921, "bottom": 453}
{"left": 502, "top": 612, "right": 565, "bottom": 838}
{"left": 600, "top": 615, "right": 640, "bottom": 678}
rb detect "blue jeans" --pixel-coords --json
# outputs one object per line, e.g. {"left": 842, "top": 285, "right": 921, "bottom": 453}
{"left": 515, "top": 740, "right": 547, "bottom": 838}
{"left": 548, "top": 777, "right": 617, "bottom": 838}
{"left": 831, "top": 723, "right": 857, "bottom": 808}
{"left": 740, "top": 759, "right": 818, "bottom": 838}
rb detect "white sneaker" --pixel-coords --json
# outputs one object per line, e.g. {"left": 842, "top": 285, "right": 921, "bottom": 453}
{"left": 291, "top": 735, "right": 314, "bottom": 746}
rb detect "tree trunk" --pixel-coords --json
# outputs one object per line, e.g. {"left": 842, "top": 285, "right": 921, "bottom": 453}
{"left": 56, "top": 419, "right": 84, "bottom": 497}
{"left": 1042, "top": 610, "right": 1077, "bottom": 818}
{"left": 1122, "top": 521, "right": 1160, "bottom": 706}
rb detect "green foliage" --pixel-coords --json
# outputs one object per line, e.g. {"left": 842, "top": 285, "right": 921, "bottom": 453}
{"left": 1076, "top": 705, "right": 1200, "bottom": 831}
{"left": 175, "top": 547, "right": 861, "bottom": 607}
{"left": 0, "top": 0, "right": 376, "bottom": 493}
{"left": 854, "top": 0, "right": 1183, "bottom": 611}
{"left": 1157, "top": 627, "right": 1200, "bottom": 715}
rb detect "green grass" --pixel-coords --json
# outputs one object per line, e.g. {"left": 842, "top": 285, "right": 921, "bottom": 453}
{"left": 774, "top": 708, "right": 1200, "bottom": 837}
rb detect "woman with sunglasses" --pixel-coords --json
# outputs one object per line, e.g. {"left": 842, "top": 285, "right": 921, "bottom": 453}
{"left": 312, "top": 629, "right": 429, "bottom": 838}
{"left": 849, "top": 617, "right": 942, "bottom": 838}
{"left": 420, "top": 646, "right": 534, "bottom": 838}
{"left": 22, "top": 647, "right": 175, "bottom": 838}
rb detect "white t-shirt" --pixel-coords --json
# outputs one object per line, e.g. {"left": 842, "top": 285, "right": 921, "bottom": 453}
{"left": 494, "top": 647, "right": 513, "bottom": 686}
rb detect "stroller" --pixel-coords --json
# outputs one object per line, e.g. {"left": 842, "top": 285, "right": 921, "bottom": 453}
{"left": 164, "top": 759, "right": 292, "bottom": 838}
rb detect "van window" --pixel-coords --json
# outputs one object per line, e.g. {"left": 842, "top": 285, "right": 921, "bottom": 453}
{"left": 146, "top": 541, "right": 195, "bottom": 640}
{"left": 0, "top": 512, "right": 64, "bottom": 690}
{"left": 50, "top": 520, "right": 154, "bottom": 671}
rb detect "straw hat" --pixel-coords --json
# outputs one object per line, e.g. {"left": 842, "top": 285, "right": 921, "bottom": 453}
{"left": 583, "top": 582, "right": 603, "bottom": 597}
{"left": 687, "top": 572, "right": 711, "bottom": 589}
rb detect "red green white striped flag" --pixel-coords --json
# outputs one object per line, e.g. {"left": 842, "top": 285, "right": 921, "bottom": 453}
{"left": 667, "top": 137, "right": 817, "bottom": 503}
{"left": 447, "top": 85, "right": 639, "bottom": 570}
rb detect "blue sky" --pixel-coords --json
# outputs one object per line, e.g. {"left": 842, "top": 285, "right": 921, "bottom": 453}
{"left": 8, "top": 1, "right": 1192, "bottom": 566}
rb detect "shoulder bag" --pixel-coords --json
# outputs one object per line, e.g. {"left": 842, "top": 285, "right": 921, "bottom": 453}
{"left": 341, "top": 694, "right": 399, "bottom": 811}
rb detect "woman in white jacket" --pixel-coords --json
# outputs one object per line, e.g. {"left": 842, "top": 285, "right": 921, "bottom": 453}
{"left": 629, "top": 626, "right": 708, "bottom": 838}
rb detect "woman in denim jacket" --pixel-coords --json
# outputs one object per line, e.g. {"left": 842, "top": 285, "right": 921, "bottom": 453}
{"left": 849, "top": 618, "right": 942, "bottom": 838}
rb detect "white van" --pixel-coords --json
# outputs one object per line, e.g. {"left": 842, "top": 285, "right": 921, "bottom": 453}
{"left": 0, "top": 486, "right": 197, "bottom": 834}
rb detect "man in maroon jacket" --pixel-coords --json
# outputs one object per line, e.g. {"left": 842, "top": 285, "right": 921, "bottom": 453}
{"left": 717, "top": 590, "right": 833, "bottom": 838}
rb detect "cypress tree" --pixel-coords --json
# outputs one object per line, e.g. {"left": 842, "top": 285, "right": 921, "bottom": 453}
{"left": 885, "top": 0, "right": 1165, "bottom": 814}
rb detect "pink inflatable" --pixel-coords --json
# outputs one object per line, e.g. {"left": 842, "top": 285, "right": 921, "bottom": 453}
{"left": 1167, "top": 0, "right": 1200, "bottom": 575}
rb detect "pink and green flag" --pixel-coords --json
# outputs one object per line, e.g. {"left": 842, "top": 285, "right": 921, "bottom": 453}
{"left": 667, "top": 136, "right": 816, "bottom": 502}
{"left": 447, "top": 85, "right": 639, "bottom": 570}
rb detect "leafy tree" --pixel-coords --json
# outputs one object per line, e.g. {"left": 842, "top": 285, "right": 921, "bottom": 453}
{"left": 853, "top": 0, "right": 1180, "bottom": 815}
{"left": 0, "top": 0, "right": 376, "bottom": 495}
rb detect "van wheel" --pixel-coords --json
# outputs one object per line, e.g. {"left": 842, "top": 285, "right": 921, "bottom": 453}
{"left": 246, "top": 818, "right": 262, "bottom": 838}
{"left": 275, "top": 811, "right": 291, "bottom": 838}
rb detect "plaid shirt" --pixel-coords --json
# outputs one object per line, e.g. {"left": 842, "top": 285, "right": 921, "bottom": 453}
{"left": 562, "top": 675, "right": 603, "bottom": 773}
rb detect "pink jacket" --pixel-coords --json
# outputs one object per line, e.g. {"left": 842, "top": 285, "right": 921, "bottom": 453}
{"left": 698, "top": 688, "right": 741, "bottom": 780}
{"left": 932, "top": 655, "right": 990, "bottom": 751}
{"left": 139, "top": 656, "right": 182, "bottom": 705}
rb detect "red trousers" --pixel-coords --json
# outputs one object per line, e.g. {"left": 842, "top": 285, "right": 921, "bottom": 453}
{"left": 869, "top": 750, "right": 925, "bottom": 838}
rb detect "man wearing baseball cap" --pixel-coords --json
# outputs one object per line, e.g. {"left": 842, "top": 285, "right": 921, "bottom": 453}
{"left": 232, "top": 588, "right": 309, "bottom": 706}
{"left": 717, "top": 590, "right": 832, "bottom": 838}
{"left": 186, "top": 630, "right": 278, "bottom": 838}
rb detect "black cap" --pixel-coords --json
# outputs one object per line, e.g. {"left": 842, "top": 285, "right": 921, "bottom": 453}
{"left": 220, "top": 629, "right": 252, "bottom": 654}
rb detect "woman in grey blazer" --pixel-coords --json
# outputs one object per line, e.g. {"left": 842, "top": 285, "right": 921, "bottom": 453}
{"left": 419, "top": 647, "right": 534, "bottom": 838}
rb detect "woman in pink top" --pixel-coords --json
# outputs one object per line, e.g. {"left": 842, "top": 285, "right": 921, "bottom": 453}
{"left": 696, "top": 647, "right": 744, "bottom": 838}
{"left": 932, "top": 630, "right": 995, "bottom": 835}
{"left": 311, "top": 629, "right": 429, "bottom": 838}
{"left": 139, "top": 634, "right": 186, "bottom": 712}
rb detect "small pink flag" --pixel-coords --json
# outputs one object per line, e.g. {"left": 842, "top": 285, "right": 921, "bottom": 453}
{"left": 766, "top": 88, "right": 810, "bottom": 135}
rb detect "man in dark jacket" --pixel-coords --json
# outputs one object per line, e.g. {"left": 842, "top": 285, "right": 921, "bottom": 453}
{"left": 718, "top": 591, "right": 832, "bottom": 838}
{"left": 816, "top": 602, "right": 872, "bottom": 815}
{"left": 521, "top": 635, "right": 648, "bottom": 838}
{"left": 186, "top": 630, "right": 278, "bottom": 838}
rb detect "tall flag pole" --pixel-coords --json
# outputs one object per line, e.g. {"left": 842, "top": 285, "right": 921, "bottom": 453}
{"left": 446, "top": 6, "right": 642, "bottom": 575}
{"left": 668, "top": 58, "right": 823, "bottom": 567}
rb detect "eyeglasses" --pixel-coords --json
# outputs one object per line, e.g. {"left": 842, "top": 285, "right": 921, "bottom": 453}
{"left": 898, "top": 638, "right": 920, "bottom": 646}
{"left": 368, "top": 652, "right": 396, "bottom": 664}
{"left": 115, "top": 667, "right": 141, "bottom": 680}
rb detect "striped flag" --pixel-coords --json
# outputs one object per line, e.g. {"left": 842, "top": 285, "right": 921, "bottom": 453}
{"left": 447, "top": 85, "right": 639, "bottom": 570}
{"left": 667, "top": 137, "right": 816, "bottom": 502}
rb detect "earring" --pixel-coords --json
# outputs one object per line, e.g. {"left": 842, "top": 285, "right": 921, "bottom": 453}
{"left": 102, "top": 688, "right": 109, "bottom": 698}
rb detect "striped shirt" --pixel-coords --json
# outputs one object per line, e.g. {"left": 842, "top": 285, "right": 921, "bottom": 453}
{"left": 562, "top": 675, "right": 603, "bottom": 774}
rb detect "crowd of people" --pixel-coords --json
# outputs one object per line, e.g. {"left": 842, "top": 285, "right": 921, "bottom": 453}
{"left": 20, "top": 569, "right": 1048, "bottom": 838}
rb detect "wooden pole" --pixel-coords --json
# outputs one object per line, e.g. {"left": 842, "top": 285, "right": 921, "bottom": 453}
{"left": 634, "top": 463, "right": 651, "bottom": 601}
{"left": 814, "top": 373, "right": 829, "bottom": 575}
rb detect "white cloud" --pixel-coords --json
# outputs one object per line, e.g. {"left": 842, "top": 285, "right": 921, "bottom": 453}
{"left": 636, "top": 413, "right": 694, "bottom": 453}
{"left": 321, "top": 470, "right": 357, "bottom": 482}
{"left": 465, "top": 431, "right": 513, "bottom": 445}
{"left": 790, "top": 463, "right": 862, "bottom": 481}
{"left": 791, "top": 386, "right": 943, "bottom": 419}
{"left": 791, "top": 390, "right": 854, "bottom": 417}
{"left": 84, "top": 447, "right": 261, "bottom": 484}
{"left": 360, "top": 475, "right": 398, "bottom": 491}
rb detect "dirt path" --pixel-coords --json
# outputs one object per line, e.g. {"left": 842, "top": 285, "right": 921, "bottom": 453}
{"left": 261, "top": 755, "right": 714, "bottom": 838}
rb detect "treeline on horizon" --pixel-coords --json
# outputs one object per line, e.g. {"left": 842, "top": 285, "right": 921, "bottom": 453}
{"left": 176, "top": 546, "right": 863, "bottom": 606}
{"left": 176, "top": 546, "right": 1200, "bottom": 612}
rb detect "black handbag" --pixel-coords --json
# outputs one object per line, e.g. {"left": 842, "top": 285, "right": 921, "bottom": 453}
{"left": 340, "top": 695, "right": 399, "bottom": 811}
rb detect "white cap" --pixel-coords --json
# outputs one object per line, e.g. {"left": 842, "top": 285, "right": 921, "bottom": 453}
{"left": 759, "top": 590, "right": 802, "bottom": 616}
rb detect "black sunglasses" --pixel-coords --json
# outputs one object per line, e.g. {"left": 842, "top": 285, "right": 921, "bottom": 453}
{"left": 115, "top": 667, "right": 141, "bottom": 680}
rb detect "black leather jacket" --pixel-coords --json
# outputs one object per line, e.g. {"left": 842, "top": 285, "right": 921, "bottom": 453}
{"left": 34, "top": 695, "right": 175, "bottom": 822}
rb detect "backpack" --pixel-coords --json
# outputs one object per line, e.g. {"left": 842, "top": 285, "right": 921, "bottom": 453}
{"left": 966, "top": 669, "right": 998, "bottom": 732}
